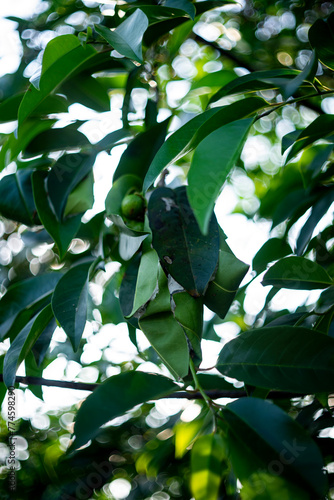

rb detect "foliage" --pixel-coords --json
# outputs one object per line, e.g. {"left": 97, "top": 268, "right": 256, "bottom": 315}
{"left": 0, "top": 0, "right": 334, "bottom": 499}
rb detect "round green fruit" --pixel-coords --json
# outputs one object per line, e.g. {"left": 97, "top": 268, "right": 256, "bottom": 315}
{"left": 121, "top": 193, "right": 146, "bottom": 221}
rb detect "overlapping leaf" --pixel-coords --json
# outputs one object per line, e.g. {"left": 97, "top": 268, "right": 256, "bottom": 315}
{"left": 71, "top": 371, "right": 177, "bottom": 450}
{"left": 217, "top": 326, "right": 334, "bottom": 393}
{"left": 148, "top": 186, "right": 219, "bottom": 296}
{"left": 222, "top": 398, "right": 327, "bottom": 497}
{"left": 52, "top": 260, "right": 93, "bottom": 351}
{"left": 143, "top": 97, "right": 267, "bottom": 192}
{"left": 95, "top": 10, "right": 148, "bottom": 63}
{"left": 262, "top": 256, "right": 333, "bottom": 289}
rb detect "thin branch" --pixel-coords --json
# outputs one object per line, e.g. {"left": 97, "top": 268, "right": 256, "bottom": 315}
{"left": 0, "top": 374, "right": 304, "bottom": 400}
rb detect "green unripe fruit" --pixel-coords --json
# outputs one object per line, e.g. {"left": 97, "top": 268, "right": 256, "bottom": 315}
{"left": 121, "top": 193, "right": 146, "bottom": 221}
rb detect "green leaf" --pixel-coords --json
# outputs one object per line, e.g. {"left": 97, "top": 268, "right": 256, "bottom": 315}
{"left": 262, "top": 256, "right": 333, "bottom": 290}
{"left": 241, "top": 473, "right": 310, "bottom": 500}
{"left": 139, "top": 269, "right": 190, "bottom": 379}
{"left": 71, "top": 371, "right": 177, "bottom": 450}
{"left": 217, "top": 326, "right": 334, "bottom": 393}
{"left": 0, "top": 273, "right": 61, "bottom": 340}
{"left": 18, "top": 35, "right": 97, "bottom": 125}
{"left": 32, "top": 171, "right": 82, "bottom": 259}
{"left": 119, "top": 256, "right": 141, "bottom": 318}
{"left": 143, "top": 97, "right": 267, "bottom": 192}
{"left": 3, "top": 304, "right": 54, "bottom": 388}
{"left": 252, "top": 238, "right": 292, "bottom": 274}
{"left": 148, "top": 186, "right": 219, "bottom": 296}
{"left": 127, "top": 247, "right": 159, "bottom": 317}
{"left": 0, "top": 93, "right": 68, "bottom": 124}
{"left": 139, "top": 311, "right": 190, "bottom": 379}
{"left": 173, "top": 291, "right": 203, "bottom": 363}
{"left": 24, "top": 127, "right": 90, "bottom": 157}
{"left": 190, "top": 434, "right": 227, "bottom": 500}
{"left": 174, "top": 415, "right": 208, "bottom": 459}
{"left": 309, "top": 12, "right": 334, "bottom": 70}
{"left": 188, "top": 118, "right": 253, "bottom": 234}
{"left": 296, "top": 189, "right": 334, "bottom": 256}
{"left": 32, "top": 317, "right": 57, "bottom": 366}
{"left": 165, "top": 0, "right": 196, "bottom": 19}
{"left": 0, "top": 170, "right": 39, "bottom": 226}
{"left": 222, "top": 398, "right": 327, "bottom": 497}
{"left": 52, "top": 261, "right": 93, "bottom": 351}
{"left": 204, "top": 250, "right": 249, "bottom": 319}
{"left": 209, "top": 69, "right": 301, "bottom": 104}
{"left": 113, "top": 118, "right": 170, "bottom": 183}
{"left": 61, "top": 75, "right": 110, "bottom": 112}
{"left": 281, "top": 51, "right": 318, "bottom": 100}
{"left": 64, "top": 172, "right": 94, "bottom": 217}
{"left": 95, "top": 9, "right": 149, "bottom": 64}
{"left": 99, "top": 274, "right": 124, "bottom": 325}
{"left": 285, "top": 115, "right": 334, "bottom": 163}
{"left": 47, "top": 152, "right": 96, "bottom": 221}
{"left": 0, "top": 119, "right": 56, "bottom": 170}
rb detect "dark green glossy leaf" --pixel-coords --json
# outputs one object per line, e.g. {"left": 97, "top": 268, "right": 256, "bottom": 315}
{"left": 95, "top": 128, "right": 132, "bottom": 153}
{"left": 3, "top": 304, "right": 54, "bottom": 388}
{"left": 148, "top": 186, "right": 219, "bottom": 296}
{"left": 0, "top": 93, "right": 68, "bottom": 123}
{"left": 217, "top": 326, "right": 334, "bottom": 393}
{"left": 32, "top": 316, "right": 57, "bottom": 366}
{"left": 173, "top": 291, "right": 203, "bottom": 362}
{"left": 64, "top": 172, "right": 94, "bottom": 217}
{"left": 0, "top": 273, "right": 60, "bottom": 341}
{"left": 222, "top": 398, "right": 327, "bottom": 497}
{"left": 127, "top": 247, "right": 159, "bottom": 317}
{"left": 296, "top": 188, "right": 334, "bottom": 256}
{"left": 286, "top": 115, "right": 334, "bottom": 163}
{"left": 139, "top": 268, "right": 189, "bottom": 379}
{"left": 262, "top": 256, "right": 333, "bottom": 290}
{"left": 190, "top": 434, "right": 227, "bottom": 500}
{"left": 24, "top": 127, "right": 90, "bottom": 157}
{"left": 18, "top": 35, "right": 97, "bottom": 125}
{"left": 139, "top": 312, "right": 189, "bottom": 379}
{"left": 204, "top": 250, "right": 249, "bottom": 319}
{"left": 165, "top": 0, "right": 195, "bottom": 20}
{"left": 316, "top": 286, "right": 334, "bottom": 314}
{"left": 309, "top": 12, "right": 334, "bottom": 70}
{"left": 119, "top": 255, "right": 141, "bottom": 318}
{"left": 61, "top": 75, "right": 110, "bottom": 112}
{"left": 0, "top": 170, "right": 39, "bottom": 226}
{"left": 188, "top": 118, "right": 253, "bottom": 234}
{"left": 113, "top": 118, "right": 170, "bottom": 183}
{"left": 281, "top": 51, "right": 317, "bottom": 100}
{"left": 47, "top": 152, "right": 96, "bottom": 221}
{"left": 32, "top": 171, "right": 82, "bottom": 259}
{"left": 0, "top": 119, "right": 56, "bottom": 170}
{"left": 99, "top": 274, "right": 124, "bottom": 325}
{"left": 95, "top": 9, "right": 148, "bottom": 63}
{"left": 71, "top": 371, "right": 177, "bottom": 450}
{"left": 191, "top": 69, "right": 236, "bottom": 91}
{"left": 252, "top": 238, "right": 292, "bottom": 274}
{"left": 52, "top": 260, "right": 93, "bottom": 351}
{"left": 209, "top": 69, "right": 300, "bottom": 104}
{"left": 144, "top": 97, "right": 267, "bottom": 192}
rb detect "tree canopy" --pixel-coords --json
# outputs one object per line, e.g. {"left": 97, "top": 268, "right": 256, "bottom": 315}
{"left": 0, "top": 0, "right": 334, "bottom": 499}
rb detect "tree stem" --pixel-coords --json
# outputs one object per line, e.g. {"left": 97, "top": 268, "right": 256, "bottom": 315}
{"left": 0, "top": 374, "right": 306, "bottom": 400}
